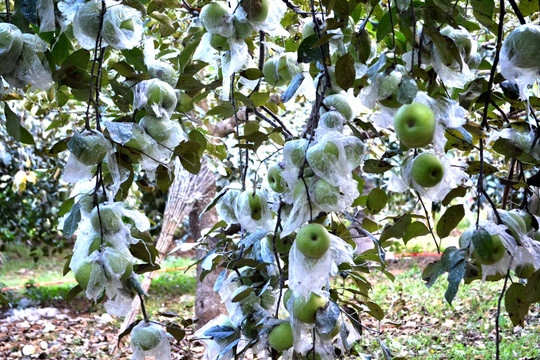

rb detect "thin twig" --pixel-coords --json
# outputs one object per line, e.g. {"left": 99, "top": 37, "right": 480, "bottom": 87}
{"left": 5, "top": 0, "right": 11, "bottom": 23}
{"left": 387, "top": 0, "right": 397, "bottom": 67}
{"left": 495, "top": 269, "right": 511, "bottom": 360}
{"left": 271, "top": 203, "right": 284, "bottom": 318}
{"left": 416, "top": 192, "right": 441, "bottom": 253}
{"left": 139, "top": 293, "right": 150, "bottom": 323}
{"left": 508, "top": 0, "right": 526, "bottom": 24}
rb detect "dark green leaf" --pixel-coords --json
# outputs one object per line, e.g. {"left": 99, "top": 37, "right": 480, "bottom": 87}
{"left": 63, "top": 203, "right": 81, "bottom": 239}
{"left": 436, "top": 205, "right": 464, "bottom": 239}
{"left": 403, "top": 221, "right": 430, "bottom": 243}
{"left": 363, "top": 159, "right": 393, "bottom": 174}
{"left": 380, "top": 214, "right": 412, "bottom": 241}
{"left": 366, "top": 188, "right": 388, "bottom": 215}
{"left": 505, "top": 283, "right": 530, "bottom": 327}
{"left": 335, "top": 53, "right": 355, "bottom": 90}
{"left": 65, "top": 285, "right": 83, "bottom": 303}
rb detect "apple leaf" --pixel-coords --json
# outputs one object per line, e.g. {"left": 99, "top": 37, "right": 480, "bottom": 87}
{"left": 231, "top": 285, "right": 254, "bottom": 302}
{"left": 363, "top": 159, "right": 393, "bottom": 174}
{"left": 505, "top": 283, "right": 530, "bottom": 327}
{"left": 403, "top": 221, "right": 430, "bottom": 244}
{"left": 335, "top": 53, "right": 355, "bottom": 90}
{"left": 366, "top": 188, "right": 388, "bottom": 215}
{"left": 298, "top": 35, "right": 326, "bottom": 63}
{"left": 466, "top": 161, "right": 498, "bottom": 176}
{"left": 65, "top": 285, "right": 83, "bottom": 303}
{"left": 525, "top": 269, "right": 540, "bottom": 303}
{"left": 441, "top": 186, "right": 468, "bottom": 207}
{"left": 422, "top": 261, "right": 446, "bottom": 288}
{"left": 63, "top": 202, "right": 81, "bottom": 239}
{"left": 445, "top": 259, "right": 466, "bottom": 305}
{"left": 203, "top": 325, "right": 237, "bottom": 340}
{"left": 436, "top": 205, "right": 464, "bottom": 239}
{"left": 166, "top": 324, "right": 186, "bottom": 343}
{"left": 380, "top": 213, "right": 412, "bottom": 241}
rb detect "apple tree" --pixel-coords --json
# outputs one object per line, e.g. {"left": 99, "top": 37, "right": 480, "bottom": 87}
{"left": 1, "top": 0, "right": 540, "bottom": 359}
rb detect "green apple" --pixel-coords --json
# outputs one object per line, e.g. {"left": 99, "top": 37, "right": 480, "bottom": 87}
{"left": 101, "top": 6, "right": 142, "bottom": 49}
{"left": 286, "top": 139, "right": 309, "bottom": 168}
{"left": 296, "top": 223, "right": 331, "bottom": 259}
{"left": 90, "top": 205, "right": 124, "bottom": 234}
{"left": 145, "top": 80, "right": 177, "bottom": 114}
{"left": 313, "top": 179, "right": 339, "bottom": 206}
{"left": 306, "top": 140, "right": 340, "bottom": 174}
{"left": 124, "top": 125, "right": 148, "bottom": 151}
{"left": 73, "top": 0, "right": 104, "bottom": 46}
{"left": 292, "top": 180, "right": 310, "bottom": 201}
{"left": 440, "top": 26, "right": 474, "bottom": 61}
{"left": 319, "top": 111, "right": 344, "bottom": 130}
{"left": 263, "top": 54, "right": 301, "bottom": 87}
{"left": 267, "top": 321, "right": 293, "bottom": 351}
{"left": 242, "top": 0, "right": 270, "bottom": 22}
{"left": 139, "top": 115, "right": 171, "bottom": 144}
{"left": 320, "top": 94, "right": 354, "bottom": 122}
{"left": 393, "top": 102, "right": 436, "bottom": 148}
{"left": 377, "top": 71, "right": 402, "bottom": 108}
{"left": 283, "top": 288, "right": 292, "bottom": 307}
{"left": 0, "top": 23, "right": 23, "bottom": 75}
{"left": 199, "top": 2, "right": 230, "bottom": 33}
{"left": 240, "top": 190, "right": 265, "bottom": 221}
{"left": 292, "top": 292, "right": 327, "bottom": 323}
{"left": 534, "top": 231, "right": 540, "bottom": 241}
{"left": 79, "top": 191, "right": 106, "bottom": 214}
{"left": 411, "top": 153, "right": 444, "bottom": 188}
{"left": 501, "top": 24, "right": 540, "bottom": 69}
{"left": 102, "top": 247, "right": 133, "bottom": 281}
{"left": 500, "top": 210, "right": 528, "bottom": 239}
{"left": 210, "top": 34, "right": 230, "bottom": 51}
{"left": 266, "top": 233, "right": 293, "bottom": 254}
{"left": 131, "top": 322, "right": 162, "bottom": 351}
{"left": 233, "top": 18, "right": 254, "bottom": 39}
{"left": 267, "top": 164, "right": 286, "bottom": 193}
{"left": 148, "top": 61, "right": 178, "bottom": 87}
{"left": 472, "top": 234, "right": 506, "bottom": 265}
{"left": 515, "top": 263, "right": 535, "bottom": 279}
{"left": 68, "top": 132, "right": 108, "bottom": 166}
{"left": 75, "top": 261, "right": 93, "bottom": 290}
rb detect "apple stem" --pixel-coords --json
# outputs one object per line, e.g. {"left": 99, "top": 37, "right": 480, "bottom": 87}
{"left": 139, "top": 293, "right": 150, "bottom": 323}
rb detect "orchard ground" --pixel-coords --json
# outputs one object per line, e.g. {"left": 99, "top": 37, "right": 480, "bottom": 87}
{"left": 1, "top": 240, "right": 539, "bottom": 360}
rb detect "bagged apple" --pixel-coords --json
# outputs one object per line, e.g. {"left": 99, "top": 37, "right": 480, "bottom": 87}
{"left": 0, "top": 23, "right": 24, "bottom": 75}
{"left": 101, "top": 5, "right": 143, "bottom": 50}
{"left": 233, "top": 189, "right": 273, "bottom": 232}
{"left": 131, "top": 322, "right": 171, "bottom": 360}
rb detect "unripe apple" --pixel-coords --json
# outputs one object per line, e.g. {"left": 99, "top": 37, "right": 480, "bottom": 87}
{"left": 292, "top": 292, "right": 327, "bottom": 323}
{"left": 148, "top": 61, "right": 178, "bottom": 87}
{"left": 313, "top": 179, "right": 339, "bottom": 206}
{"left": 263, "top": 59, "right": 285, "bottom": 86}
{"left": 501, "top": 24, "right": 540, "bottom": 69}
{"left": 306, "top": 140, "right": 340, "bottom": 174}
{"left": 472, "top": 234, "right": 506, "bottom": 265}
{"left": 393, "top": 103, "right": 436, "bottom": 148}
{"left": 267, "top": 321, "right": 293, "bottom": 351}
{"left": 500, "top": 210, "right": 528, "bottom": 239}
{"left": 237, "top": 190, "right": 266, "bottom": 221}
{"left": 296, "top": 223, "right": 331, "bottom": 259}
{"left": 515, "top": 263, "right": 535, "bottom": 279}
{"left": 131, "top": 322, "right": 163, "bottom": 351}
{"left": 73, "top": 0, "right": 104, "bottom": 48}
{"left": 319, "top": 111, "right": 345, "bottom": 131}
{"left": 102, "top": 6, "right": 143, "bottom": 50}
{"left": 124, "top": 124, "right": 148, "bottom": 151}
{"left": 139, "top": 115, "right": 171, "bottom": 144}
{"left": 242, "top": 0, "right": 270, "bottom": 22}
{"left": 90, "top": 205, "right": 123, "bottom": 234}
{"left": 440, "top": 26, "right": 474, "bottom": 61}
{"left": 102, "top": 247, "right": 133, "bottom": 281}
{"left": 266, "top": 233, "right": 293, "bottom": 254}
{"left": 145, "top": 80, "right": 178, "bottom": 115}
{"left": 79, "top": 191, "right": 106, "bottom": 214}
{"left": 320, "top": 94, "right": 354, "bottom": 122}
{"left": 267, "top": 164, "right": 286, "bottom": 193}
{"left": 68, "top": 132, "right": 108, "bottom": 166}
{"left": 233, "top": 18, "right": 253, "bottom": 39}
{"left": 411, "top": 153, "right": 444, "bottom": 188}
{"left": 377, "top": 71, "right": 402, "bottom": 108}
{"left": 285, "top": 139, "right": 309, "bottom": 168}
{"left": 0, "top": 23, "right": 24, "bottom": 75}
{"left": 199, "top": 2, "right": 230, "bottom": 33}
{"left": 75, "top": 261, "right": 94, "bottom": 290}
{"left": 283, "top": 288, "right": 292, "bottom": 307}
{"left": 263, "top": 54, "right": 301, "bottom": 87}
{"left": 210, "top": 34, "right": 230, "bottom": 51}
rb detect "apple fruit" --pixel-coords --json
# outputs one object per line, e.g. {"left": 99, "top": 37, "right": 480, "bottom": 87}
{"left": 283, "top": 288, "right": 293, "bottom": 307}
{"left": 102, "top": 247, "right": 133, "bottom": 281}
{"left": 90, "top": 204, "right": 124, "bottom": 234}
{"left": 267, "top": 164, "right": 286, "bottom": 193}
{"left": 79, "top": 191, "right": 105, "bottom": 214}
{"left": 75, "top": 260, "right": 94, "bottom": 290}
{"left": 68, "top": 132, "right": 108, "bottom": 166}
{"left": 236, "top": 190, "right": 267, "bottom": 221}
{"left": 515, "top": 263, "right": 535, "bottom": 279}
{"left": 148, "top": 61, "right": 178, "bottom": 87}
{"left": 144, "top": 80, "right": 178, "bottom": 115}
{"left": 131, "top": 322, "right": 163, "bottom": 351}
{"left": 266, "top": 233, "right": 293, "bottom": 254}
{"left": 313, "top": 179, "right": 339, "bottom": 207}
{"left": 320, "top": 94, "right": 354, "bottom": 122}
{"left": 285, "top": 139, "right": 309, "bottom": 168}
{"left": 472, "top": 233, "right": 506, "bottom": 265}
{"left": 296, "top": 223, "right": 331, "bottom": 259}
{"left": 199, "top": 2, "right": 230, "bottom": 33}
{"left": 0, "top": 23, "right": 23, "bottom": 75}
{"left": 233, "top": 18, "right": 254, "bottom": 39}
{"left": 263, "top": 54, "right": 301, "bottom": 87}
{"left": 267, "top": 321, "right": 293, "bottom": 351}
{"left": 534, "top": 231, "right": 540, "bottom": 241}
{"left": 500, "top": 210, "right": 528, "bottom": 239}
{"left": 292, "top": 292, "right": 328, "bottom": 323}
{"left": 411, "top": 153, "right": 444, "bottom": 188}
{"left": 73, "top": 0, "right": 104, "bottom": 49}
{"left": 440, "top": 26, "right": 474, "bottom": 61}
{"left": 306, "top": 140, "right": 340, "bottom": 175}
{"left": 124, "top": 124, "right": 148, "bottom": 151}
{"left": 377, "top": 70, "right": 402, "bottom": 108}
{"left": 242, "top": 0, "right": 270, "bottom": 22}
{"left": 102, "top": 5, "right": 143, "bottom": 50}
{"left": 393, "top": 102, "right": 436, "bottom": 148}
{"left": 210, "top": 34, "right": 230, "bottom": 51}
{"left": 139, "top": 115, "right": 171, "bottom": 144}
{"left": 319, "top": 111, "right": 345, "bottom": 131}
{"left": 501, "top": 24, "right": 540, "bottom": 69}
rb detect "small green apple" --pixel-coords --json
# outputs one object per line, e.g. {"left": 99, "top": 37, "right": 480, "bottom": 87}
{"left": 131, "top": 322, "right": 162, "bottom": 351}
{"left": 267, "top": 164, "right": 286, "bottom": 193}
{"left": 320, "top": 94, "right": 354, "bottom": 122}
{"left": 90, "top": 205, "right": 123, "bottom": 234}
{"left": 199, "top": 2, "right": 230, "bottom": 33}
{"left": 393, "top": 103, "right": 436, "bottom": 148}
{"left": 533, "top": 231, "right": 540, "bottom": 241}
{"left": 292, "top": 292, "right": 328, "bottom": 323}
{"left": 319, "top": 111, "right": 344, "bottom": 130}
{"left": 501, "top": 24, "right": 540, "bottom": 69}
{"left": 0, "top": 23, "right": 23, "bottom": 75}
{"left": 101, "top": 6, "right": 142, "bottom": 49}
{"left": 313, "top": 179, "right": 339, "bottom": 206}
{"left": 75, "top": 261, "right": 94, "bottom": 290}
{"left": 240, "top": 190, "right": 265, "bottom": 221}
{"left": 377, "top": 71, "right": 402, "bottom": 108}
{"left": 283, "top": 288, "right": 292, "bottom": 307}
{"left": 411, "top": 153, "right": 444, "bottom": 188}
{"left": 79, "top": 191, "right": 106, "bottom": 214}
{"left": 73, "top": 0, "right": 103, "bottom": 46}
{"left": 515, "top": 263, "right": 535, "bottom": 279}
{"left": 471, "top": 233, "right": 506, "bottom": 265}
{"left": 286, "top": 139, "right": 309, "bottom": 168}
{"left": 139, "top": 115, "right": 171, "bottom": 144}
{"left": 145, "top": 80, "right": 177, "bottom": 114}
{"left": 68, "top": 132, "right": 108, "bottom": 166}
{"left": 148, "top": 61, "right": 178, "bottom": 87}
{"left": 242, "top": 0, "right": 270, "bottom": 22}
{"left": 296, "top": 223, "right": 331, "bottom": 259}
{"left": 268, "top": 321, "right": 293, "bottom": 351}
{"left": 102, "top": 247, "right": 133, "bottom": 281}
{"left": 210, "top": 33, "right": 230, "bottom": 51}
{"left": 233, "top": 18, "right": 254, "bottom": 39}
{"left": 500, "top": 210, "right": 528, "bottom": 239}
{"left": 266, "top": 233, "right": 293, "bottom": 253}
{"left": 440, "top": 26, "right": 474, "bottom": 61}
{"left": 306, "top": 140, "right": 340, "bottom": 174}
{"left": 263, "top": 54, "right": 300, "bottom": 87}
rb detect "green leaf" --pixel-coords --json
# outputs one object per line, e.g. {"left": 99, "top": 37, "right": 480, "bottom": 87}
{"left": 466, "top": 161, "right": 498, "bottom": 176}
{"left": 166, "top": 325, "right": 186, "bottom": 343}
{"left": 441, "top": 186, "right": 468, "bottom": 207}
{"left": 436, "top": 205, "right": 464, "bottom": 239}
{"left": 525, "top": 269, "right": 540, "bottom": 303}
{"left": 298, "top": 35, "right": 326, "bottom": 63}
{"left": 5, "top": 103, "right": 21, "bottom": 141}
{"left": 376, "top": 5, "right": 396, "bottom": 42}
{"left": 58, "top": 197, "right": 75, "bottom": 217}
{"left": 363, "top": 159, "right": 393, "bottom": 174}
{"left": 380, "top": 214, "right": 412, "bottom": 241}
{"left": 505, "top": 283, "right": 530, "bottom": 327}
{"left": 471, "top": 0, "right": 497, "bottom": 33}
{"left": 422, "top": 261, "right": 446, "bottom": 288}
{"left": 335, "top": 53, "right": 355, "bottom": 90}
{"left": 366, "top": 188, "right": 388, "bottom": 215}
{"left": 63, "top": 203, "right": 81, "bottom": 239}
{"left": 240, "top": 68, "right": 263, "bottom": 80}
{"left": 519, "top": 0, "right": 539, "bottom": 16}
{"left": 156, "top": 165, "right": 174, "bottom": 192}
{"left": 445, "top": 260, "right": 465, "bottom": 305}
{"left": 51, "top": 33, "right": 73, "bottom": 66}
{"left": 65, "top": 285, "right": 83, "bottom": 303}
{"left": 403, "top": 221, "right": 430, "bottom": 244}
{"left": 231, "top": 286, "right": 253, "bottom": 302}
